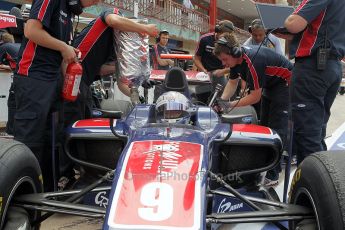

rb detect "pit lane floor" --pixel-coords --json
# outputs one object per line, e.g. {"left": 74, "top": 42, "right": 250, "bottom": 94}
{"left": 40, "top": 93, "right": 345, "bottom": 229}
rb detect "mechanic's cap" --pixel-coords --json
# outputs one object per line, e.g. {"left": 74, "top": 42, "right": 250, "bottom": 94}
{"left": 217, "top": 20, "right": 235, "bottom": 33}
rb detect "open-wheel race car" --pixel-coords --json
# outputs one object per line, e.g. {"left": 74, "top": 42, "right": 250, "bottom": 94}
{"left": 1, "top": 64, "right": 345, "bottom": 230}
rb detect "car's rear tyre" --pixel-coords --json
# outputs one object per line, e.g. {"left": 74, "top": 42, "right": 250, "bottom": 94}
{"left": 289, "top": 151, "right": 345, "bottom": 230}
{"left": 0, "top": 139, "right": 43, "bottom": 230}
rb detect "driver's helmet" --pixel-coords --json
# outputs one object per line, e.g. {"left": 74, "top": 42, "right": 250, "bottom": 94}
{"left": 156, "top": 91, "right": 191, "bottom": 124}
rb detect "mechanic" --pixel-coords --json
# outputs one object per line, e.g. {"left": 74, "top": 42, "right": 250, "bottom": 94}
{"left": 0, "top": 30, "right": 20, "bottom": 135}
{"left": 213, "top": 33, "right": 293, "bottom": 187}
{"left": 243, "top": 18, "right": 284, "bottom": 138}
{"left": 244, "top": 19, "right": 284, "bottom": 55}
{"left": 151, "top": 30, "right": 174, "bottom": 70}
{"left": 276, "top": 0, "right": 345, "bottom": 165}
{"left": 194, "top": 20, "right": 234, "bottom": 94}
{"left": 13, "top": 0, "right": 101, "bottom": 192}
{"left": 64, "top": 8, "right": 158, "bottom": 127}
{"left": 151, "top": 30, "right": 175, "bottom": 101}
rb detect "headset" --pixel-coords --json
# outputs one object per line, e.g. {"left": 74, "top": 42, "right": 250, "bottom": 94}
{"left": 156, "top": 30, "right": 169, "bottom": 43}
{"left": 216, "top": 37, "right": 242, "bottom": 58}
{"left": 68, "top": 0, "right": 83, "bottom": 16}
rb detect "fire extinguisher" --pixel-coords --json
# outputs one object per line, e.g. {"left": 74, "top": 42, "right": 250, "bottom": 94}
{"left": 62, "top": 54, "right": 83, "bottom": 102}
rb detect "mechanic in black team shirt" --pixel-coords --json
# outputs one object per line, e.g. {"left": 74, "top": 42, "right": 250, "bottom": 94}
{"left": 194, "top": 20, "right": 234, "bottom": 94}
{"left": 0, "top": 30, "right": 20, "bottom": 135}
{"left": 213, "top": 33, "right": 293, "bottom": 187}
{"left": 64, "top": 8, "right": 158, "bottom": 127}
{"left": 152, "top": 30, "right": 174, "bottom": 70}
{"left": 13, "top": 0, "right": 101, "bottom": 192}
{"left": 274, "top": 0, "right": 345, "bottom": 165}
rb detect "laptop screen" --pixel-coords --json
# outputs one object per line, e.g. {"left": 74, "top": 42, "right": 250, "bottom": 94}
{"left": 255, "top": 3, "right": 294, "bottom": 31}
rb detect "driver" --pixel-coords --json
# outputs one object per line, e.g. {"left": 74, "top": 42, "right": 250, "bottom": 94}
{"left": 156, "top": 91, "right": 191, "bottom": 124}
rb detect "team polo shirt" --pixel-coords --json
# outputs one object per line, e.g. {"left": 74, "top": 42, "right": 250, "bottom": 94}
{"left": 289, "top": 0, "right": 345, "bottom": 59}
{"left": 243, "top": 34, "right": 284, "bottom": 56}
{"left": 73, "top": 8, "right": 119, "bottom": 86}
{"left": 229, "top": 46, "right": 293, "bottom": 93}
{"left": 15, "top": 0, "right": 72, "bottom": 80}
{"left": 152, "top": 44, "right": 171, "bottom": 70}
{"left": 0, "top": 43, "right": 20, "bottom": 71}
{"left": 195, "top": 32, "right": 223, "bottom": 71}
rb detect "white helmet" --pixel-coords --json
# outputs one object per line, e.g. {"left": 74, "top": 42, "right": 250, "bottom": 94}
{"left": 156, "top": 91, "right": 191, "bottom": 124}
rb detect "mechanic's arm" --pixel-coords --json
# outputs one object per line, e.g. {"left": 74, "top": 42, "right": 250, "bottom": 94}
{"left": 221, "top": 78, "right": 239, "bottom": 100}
{"left": 273, "top": 38, "right": 284, "bottom": 56}
{"left": 194, "top": 55, "right": 207, "bottom": 73}
{"left": 0, "top": 64, "right": 11, "bottom": 71}
{"left": 284, "top": 14, "right": 308, "bottom": 34}
{"left": 230, "top": 88, "right": 262, "bottom": 107}
{"left": 105, "top": 14, "right": 158, "bottom": 37}
{"left": 212, "top": 68, "right": 230, "bottom": 77}
{"left": 25, "top": 19, "right": 77, "bottom": 64}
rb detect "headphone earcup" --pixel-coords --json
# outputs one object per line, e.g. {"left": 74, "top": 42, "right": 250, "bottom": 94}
{"left": 248, "top": 26, "right": 252, "bottom": 33}
{"left": 231, "top": 47, "right": 242, "bottom": 58}
{"left": 215, "top": 25, "right": 220, "bottom": 33}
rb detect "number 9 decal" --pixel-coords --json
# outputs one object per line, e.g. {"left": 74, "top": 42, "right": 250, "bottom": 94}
{"left": 138, "top": 182, "right": 173, "bottom": 221}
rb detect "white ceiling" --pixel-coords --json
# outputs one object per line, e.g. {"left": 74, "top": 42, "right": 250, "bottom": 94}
{"left": 218, "top": 0, "right": 259, "bottom": 20}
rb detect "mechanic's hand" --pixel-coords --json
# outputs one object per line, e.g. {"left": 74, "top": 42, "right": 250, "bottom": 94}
{"left": 212, "top": 69, "right": 225, "bottom": 78}
{"left": 167, "top": 59, "right": 174, "bottom": 66}
{"left": 139, "top": 96, "right": 146, "bottom": 104}
{"left": 141, "top": 79, "right": 158, "bottom": 89}
{"left": 61, "top": 45, "right": 79, "bottom": 64}
{"left": 144, "top": 24, "right": 159, "bottom": 37}
{"left": 213, "top": 98, "right": 230, "bottom": 114}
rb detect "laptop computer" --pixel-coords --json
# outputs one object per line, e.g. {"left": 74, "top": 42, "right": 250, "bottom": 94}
{"left": 255, "top": 3, "right": 294, "bottom": 34}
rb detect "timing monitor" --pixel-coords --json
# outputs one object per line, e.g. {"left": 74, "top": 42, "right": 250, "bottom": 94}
{"left": 255, "top": 3, "right": 294, "bottom": 34}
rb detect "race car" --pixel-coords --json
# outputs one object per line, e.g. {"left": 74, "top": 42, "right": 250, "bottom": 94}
{"left": 1, "top": 67, "right": 345, "bottom": 230}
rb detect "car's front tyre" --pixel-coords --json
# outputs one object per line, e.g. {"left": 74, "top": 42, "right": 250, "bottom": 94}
{"left": 289, "top": 151, "right": 345, "bottom": 230}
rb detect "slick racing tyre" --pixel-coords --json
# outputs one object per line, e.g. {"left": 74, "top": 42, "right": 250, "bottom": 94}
{"left": 289, "top": 151, "right": 345, "bottom": 230}
{"left": 0, "top": 139, "right": 42, "bottom": 230}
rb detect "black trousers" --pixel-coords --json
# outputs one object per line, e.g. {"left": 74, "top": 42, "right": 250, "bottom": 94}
{"left": 292, "top": 57, "right": 342, "bottom": 165}
{"left": 6, "top": 82, "right": 15, "bottom": 135}
{"left": 13, "top": 74, "right": 64, "bottom": 191}
{"left": 260, "top": 85, "right": 289, "bottom": 180}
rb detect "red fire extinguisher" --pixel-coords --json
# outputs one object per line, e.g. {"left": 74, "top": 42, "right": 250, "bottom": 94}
{"left": 62, "top": 54, "right": 83, "bottom": 102}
